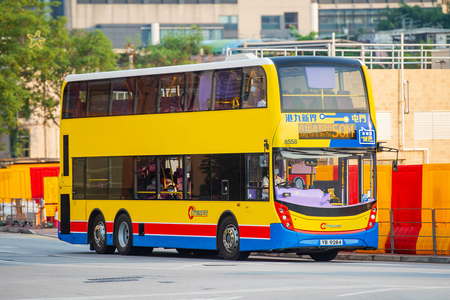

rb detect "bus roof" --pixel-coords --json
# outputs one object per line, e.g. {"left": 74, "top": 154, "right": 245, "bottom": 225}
{"left": 269, "top": 56, "right": 364, "bottom": 67}
{"left": 64, "top": 55, "right": 364, "bottom": 83}
{"left": 64, "top": 56, "right": 274, "bottom": 83}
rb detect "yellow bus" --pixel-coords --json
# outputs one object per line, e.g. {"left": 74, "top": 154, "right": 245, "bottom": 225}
{"left": 58, "top": 54, "right": 378, "bottom": 261}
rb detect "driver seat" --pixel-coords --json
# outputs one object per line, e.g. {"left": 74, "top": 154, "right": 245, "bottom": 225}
{"left": 293, "top": 177, "right": 305, "bottom": 189}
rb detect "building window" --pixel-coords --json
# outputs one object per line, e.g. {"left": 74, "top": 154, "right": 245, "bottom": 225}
{"left": 284, "top": 12, "right": 298, "bottom": 29}
{"left": 10, "top": 129, "right": 30, "bottom": 158}
{"left": 415, "top": 111, "right": 450, "bottom": 140}
{"left": 219, "top": 15, "right": 238, "bottom": 30}
{"left": 262, "top": 16, "right": 281, "bottom": 30}
{"left": 318, "top": 9, "right": 384, "bottom": 36}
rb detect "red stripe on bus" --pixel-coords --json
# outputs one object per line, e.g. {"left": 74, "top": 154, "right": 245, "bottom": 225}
{"left": 140, "top": 223, "right": 217, "bottom": 237}
{"left": 70, "top": 221, "right": 270, "bottom": 240}
{"left": 106, "top": 222, "right": 114, "bottom": 232}
{"left": 240, "top": 225, "right": 271, "bottom": 239}
{"left": 71, "top": 221, "right": 88, "bottom": 232}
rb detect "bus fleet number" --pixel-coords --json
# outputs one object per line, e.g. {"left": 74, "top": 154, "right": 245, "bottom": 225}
{"left": 285, "top": 139, "right": 298, "bottom": 145}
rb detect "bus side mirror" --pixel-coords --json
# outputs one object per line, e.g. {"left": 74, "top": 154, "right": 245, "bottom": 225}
{"left": 392, "top": 160, "right": 398, "bottom": 172}
{"left": 377, "top": 142, "right": 399, "bottom": 172}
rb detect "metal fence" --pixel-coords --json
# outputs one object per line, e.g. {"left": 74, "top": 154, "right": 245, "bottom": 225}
{"left": 378, "top": 208, "right": 450, "bottom": 255}
{"left": 226, "top": 33, "right": 450, "bottom": 70}
{"left": 0, "top": 198, "right": 48, "bottom": 228}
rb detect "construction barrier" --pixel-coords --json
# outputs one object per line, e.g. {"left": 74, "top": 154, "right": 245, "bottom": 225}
{"left": 0, "top": 163, "right": 59, "bottom": 224}
{"left": 0, "top": 197, "right": 47, "bottom": 227}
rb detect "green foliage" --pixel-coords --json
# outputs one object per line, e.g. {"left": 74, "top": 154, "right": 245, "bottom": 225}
{"left": 136, "top": 26, "right": 212, "bottom": 68}
{"left": 377, "top": 4, "right": 450, "bottom": 31}
{"left": 0, "top": 0, "right": 116, "bottom": 153}
{"left": 289, "top": 26, "right": 317, "bottom": 41}
{"left": 68, "top": 30, "right": 117, "bottom": 74}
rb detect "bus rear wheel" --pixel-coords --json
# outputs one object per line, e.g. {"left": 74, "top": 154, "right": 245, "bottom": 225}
{"left": 217, "top": 216, "right": 250, "bottom": 261}
{"left": 92, "top": 214, "right": 115, "bottom": 254}
{"left": 309, "top": 250, "right": 339, "bottom": 262}
{"left": 115, "top": 214, "right": 134, "bottom": 255}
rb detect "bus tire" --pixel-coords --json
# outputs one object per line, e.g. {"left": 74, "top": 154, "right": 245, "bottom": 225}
{"left": 217, "top": 216, "right": 250, "bottom": 261}
{"left": 115, "top": 214, "right": 134, "bottom": 255}
{"left": 309, "top": 250, "right": 339, "bottom": 262}
{"left": 92, "top": 214, "right": 115, "bottom": 254}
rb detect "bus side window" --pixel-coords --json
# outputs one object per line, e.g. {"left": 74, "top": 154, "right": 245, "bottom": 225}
{"left": 159, "top": 156, "right": 183, "bottom": 199}
{"left": 136, "top": 76, "right": 158, "bottom": 114}
{"left": 247, "top": 154, "right": 267, "bottom": 200}
{"left": 111, "top": 78, "right": 135, "bottom": 116}
{"left": 73, "top": 158, "right": 86, "bottom": 199}
{"left": 159, "top": 74, "right": 185, "bottom": 113}
{"left": 214, "top": 69, "right": 242, "bottom": 110}
{"left": 242, "top": 66, "right": 267, "bottom": 109}
{"left": 186, "top": 71, "right": 213, "bottom": 111}
{"left": 211, "top": 154, "right": 243, "bottom": 201}
{"left": 136, "top": 157, "right": 157, "bottom": 200}
{"left": 189, "top": 154, "right": 210, "bottom": 200}
{"left": 88, "top": 80, "right": 110, "bottom": 117}
{"left": 63, "top": 82, "right": 87, "bottom": 119}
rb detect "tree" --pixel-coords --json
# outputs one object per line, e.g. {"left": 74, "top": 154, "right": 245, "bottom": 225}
{"left": 136, "top": 26, "right": 212, "bottom": 68}
{"left": 377, "top": 4, "right": 450, "bottom": 31}
{"left": 289, "top": 26, "right": 317, "bottom": 41}
{"left": 0, "top": 0, "right": 116, "bottom": 153}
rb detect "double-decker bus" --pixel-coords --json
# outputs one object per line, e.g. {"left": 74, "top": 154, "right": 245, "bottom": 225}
{"left": 58, "top": 54, "right": 378, "bottom": 261}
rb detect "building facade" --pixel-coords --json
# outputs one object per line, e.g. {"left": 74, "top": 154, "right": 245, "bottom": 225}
{"left": 55, "top": 0, "right": 447, "bottom": 48}
{"left": 317, "top": 0, "right": 445, "bottom": 38}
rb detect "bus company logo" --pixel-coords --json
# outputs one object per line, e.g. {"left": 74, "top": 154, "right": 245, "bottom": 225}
{"left": 358, "top": 127, "right": 375, "bottom": 144}
{"left": 320, "top": 223, "right": 342, "bottom": 230}
{"left": 188, "top": 206, "right": 208, "bottom": 220}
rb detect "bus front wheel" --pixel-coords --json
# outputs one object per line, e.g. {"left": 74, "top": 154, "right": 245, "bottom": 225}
{"left": 309, "top": 250, "right": 339, "bottom": 262}
{"left": 92, "top": 214, "right": 115, "bottom": 254}
{"left": 115, "top": 214, "right": 134, "bottom": 255}
{"left": 217, "top": 216, "right": 250, "bottom": 261}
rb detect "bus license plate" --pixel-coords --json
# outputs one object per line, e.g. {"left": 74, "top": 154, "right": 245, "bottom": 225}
{"left": 320, "top": 239, "right": 343, "bottom": 246}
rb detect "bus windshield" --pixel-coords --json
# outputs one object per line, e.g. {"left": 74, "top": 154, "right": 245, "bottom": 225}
{"left": 273, "top": 148, "right": 376, "bottom": 208}
{"left": 279, "top": 65, "right": 368, "bottom": 112}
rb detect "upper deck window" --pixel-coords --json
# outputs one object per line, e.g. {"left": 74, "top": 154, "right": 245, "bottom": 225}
{"left": 279, "top": 65, "right": 368, "bottom": 113}
{"left": 88, "top": 80, "right": 110, "bottom": 117}
{"left": 61, "top": 65, "right": 267, "bottom": 119}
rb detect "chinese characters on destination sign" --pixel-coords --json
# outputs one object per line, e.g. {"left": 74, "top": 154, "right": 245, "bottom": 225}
{"left": 298, "top": 123, "right": 356, "bottom": 139}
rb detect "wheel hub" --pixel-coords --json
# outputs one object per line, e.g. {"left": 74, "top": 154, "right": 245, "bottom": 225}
{"left": 222, "top": 225, "right": 239, "bottom": 252}
{"left": 118, "top": 222, "right": 129, "bottom": 248}
{"left": 94, "top": 222, "right": 106, "bottom": 247}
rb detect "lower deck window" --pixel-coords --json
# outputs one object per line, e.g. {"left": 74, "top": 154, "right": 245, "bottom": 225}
{"left": 74, "top": 153, "right": 268, "bottom": 201}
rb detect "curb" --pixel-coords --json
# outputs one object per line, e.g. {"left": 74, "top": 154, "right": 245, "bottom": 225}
{"left": 254, "top": 252, "right": 450, "bottom": 264}
{"left": 1, "top": 226, "right": 34, "bottom": 235}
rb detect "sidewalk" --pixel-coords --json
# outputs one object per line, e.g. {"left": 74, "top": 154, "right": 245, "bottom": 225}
{"left": 2, "top": 225, "right": 450, "bottom": 264}
{"left": 1, "top": 225, "right": 58, "bottom": 238}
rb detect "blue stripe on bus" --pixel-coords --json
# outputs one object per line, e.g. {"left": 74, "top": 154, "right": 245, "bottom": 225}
{"left": 132, "top": 234, "right": 216, "bottom": 250}
{"left": 58, "top": 232, "right": 88, "bottom": 244}
{"left": 240, "top": 238, "right": 272, "bottom": 251}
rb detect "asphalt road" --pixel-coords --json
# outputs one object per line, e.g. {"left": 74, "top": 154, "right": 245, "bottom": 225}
{"left": 2, "top": 232, "right": 450, "bottom": 300}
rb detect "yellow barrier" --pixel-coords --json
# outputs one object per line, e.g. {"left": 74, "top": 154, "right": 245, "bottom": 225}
{"left": 417, "top": 164, "right": 450, "bottom": 255}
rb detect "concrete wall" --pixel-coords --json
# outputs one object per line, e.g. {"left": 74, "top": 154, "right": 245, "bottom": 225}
{"left": 369, "top": 69, "right": 450, "bottom": 165}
